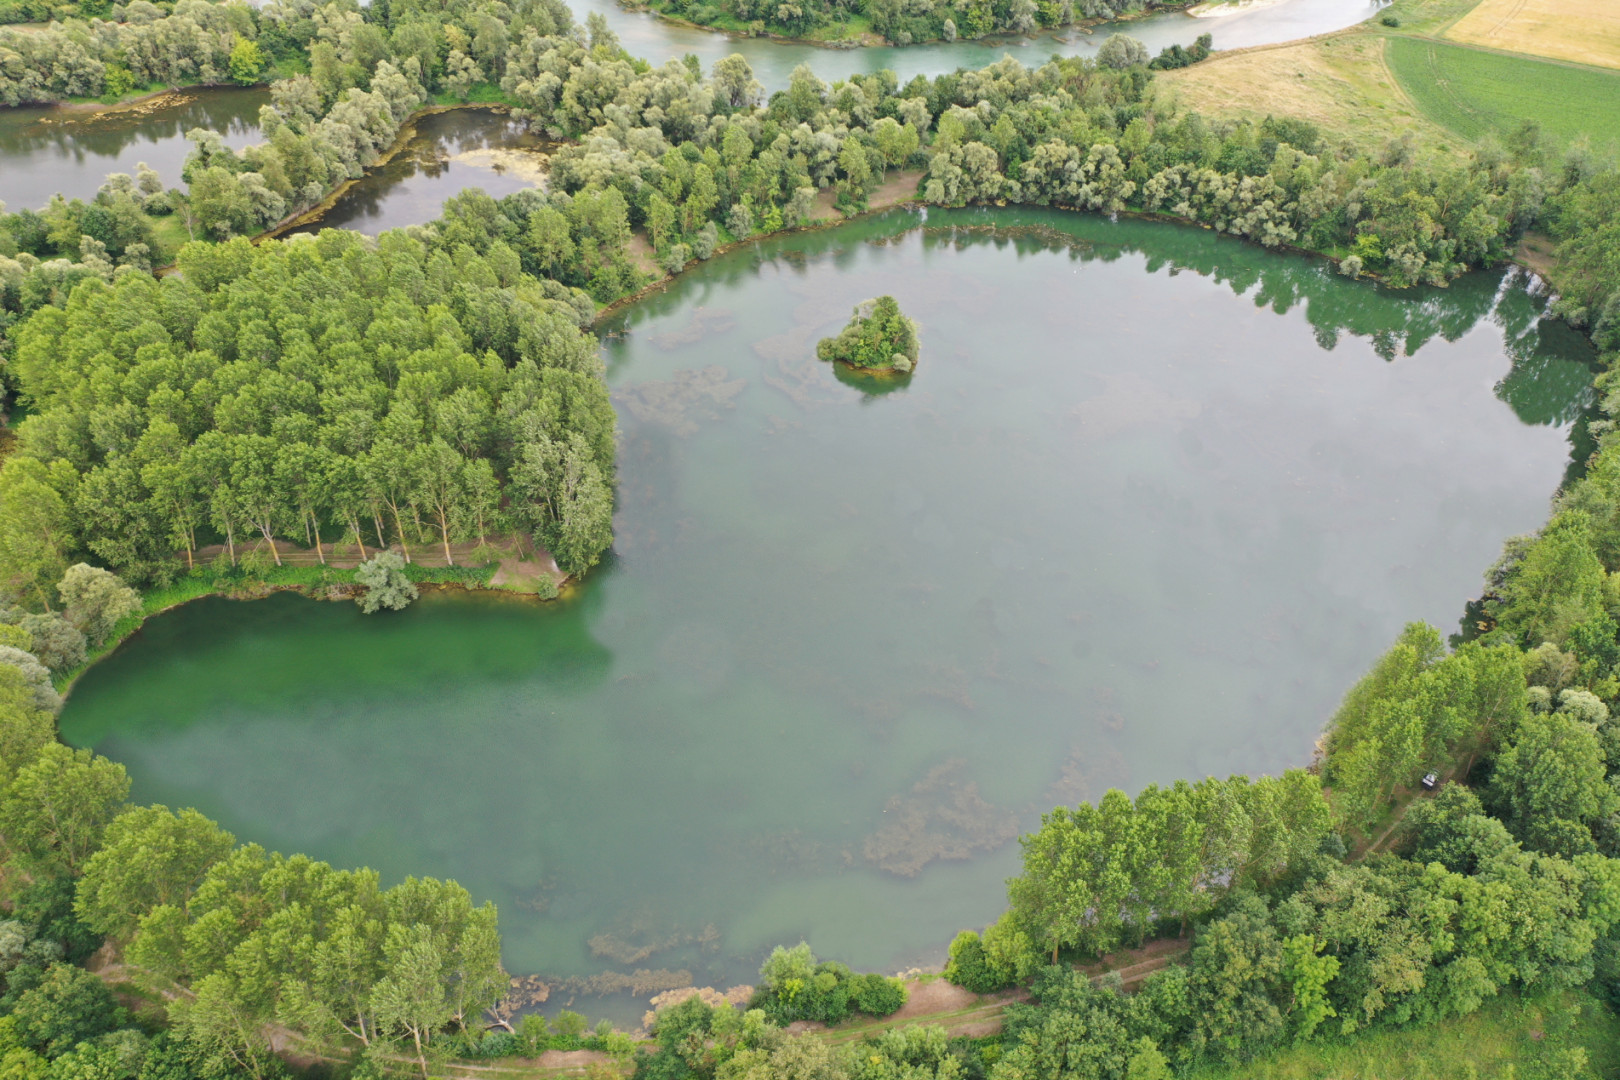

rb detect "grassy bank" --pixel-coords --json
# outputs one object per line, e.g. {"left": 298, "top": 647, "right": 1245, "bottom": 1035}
{"left": 1186, "top": 989, "right": 1620, "bottom": 1080}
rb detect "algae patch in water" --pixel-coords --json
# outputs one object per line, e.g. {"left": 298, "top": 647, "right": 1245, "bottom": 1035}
{"left": 862, "top": 759, "right": 1020, "bottom": 877}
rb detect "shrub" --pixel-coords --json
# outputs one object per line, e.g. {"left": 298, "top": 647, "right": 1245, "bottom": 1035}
{"left": 848, "top": 972, "right": 907, "bottom": 1016}
{"left": 11, "top": 964, "right": 124, "bottom": 1056}
{"left": 945, "top": 929, "right": 1005, "bottom": 993}
{"left": 661, "top": 242, "right": 692, "bottom": 275}
{"left": 1381, "top": 13, "right": 1400, "bottom": 26}
{"left": 18, "top": 613, "right": 86, "bottom": 673}
{"left": 479, "top": 1031, "right": 517, "bottom": 1057}
{"left": 355, "top": 552, "right": 419, "bottom": 614}
{"left": 57, "top": 564, "right": 141, "bottom": 646}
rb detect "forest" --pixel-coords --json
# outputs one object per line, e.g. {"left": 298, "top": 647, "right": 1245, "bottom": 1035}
{"left": 1, "top": 0, "right": 1620, "bottom": 1074}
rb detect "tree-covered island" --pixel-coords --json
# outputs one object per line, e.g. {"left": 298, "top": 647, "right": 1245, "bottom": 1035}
{"left": 816, "top": 295, "right": 920, "bottom": 372}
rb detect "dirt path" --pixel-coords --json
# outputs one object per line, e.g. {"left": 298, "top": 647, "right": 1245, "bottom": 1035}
{"left": 191, "top": 533, "right": 564, "bottom": 591}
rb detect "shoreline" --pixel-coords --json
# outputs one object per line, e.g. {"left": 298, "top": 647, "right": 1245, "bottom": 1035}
{"left": 1187, "top": 0, "right": 1288, "bottom": 18}
{"left": 257, "top": 102, "right": 522, "bottom": 242}
{"left": 0, "top": 80, "right": 268, "bottom": 116}
{"left": 53, "top": 542, "right": 570, "bottom": 701}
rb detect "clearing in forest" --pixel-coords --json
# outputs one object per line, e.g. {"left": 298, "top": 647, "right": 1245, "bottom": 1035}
{"left": 1384, "top": 35, "right": 1620, "bottom": 148}
{"left": 1447, "top": 0, "right": 1620, "bottom": 71}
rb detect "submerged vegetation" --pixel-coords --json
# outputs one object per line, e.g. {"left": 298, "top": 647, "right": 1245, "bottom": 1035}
{"left": 816, "top": 295, "right": 919, "bottom": 372}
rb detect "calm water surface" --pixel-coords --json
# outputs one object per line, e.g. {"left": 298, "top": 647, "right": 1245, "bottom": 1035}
{"left": 0, "top": 87, "right": 267, "bottom": 211}
{"left": 284, "top": 109, "right": 550, "bottom": 237}
{"left": 60, "top": 209, "right": 1592, "bottom": 1015}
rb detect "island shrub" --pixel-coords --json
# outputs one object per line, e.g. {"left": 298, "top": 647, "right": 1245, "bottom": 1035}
{"left": 816, "top": 296, "right": 920, "bottom": 372}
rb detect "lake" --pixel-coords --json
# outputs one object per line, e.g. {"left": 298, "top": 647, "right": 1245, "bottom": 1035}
{"left": 58, "top": 207, "right": 1592, "bottom": 1021}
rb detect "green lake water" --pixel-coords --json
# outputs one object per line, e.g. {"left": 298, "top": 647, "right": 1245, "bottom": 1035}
{"left": 59, "top": 207, "right": 1593, "bottom": 1018}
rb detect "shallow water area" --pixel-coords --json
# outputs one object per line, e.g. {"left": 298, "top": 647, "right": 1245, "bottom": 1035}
{"left": 0, "top": 86, "right": 267, "bottom": 211}
{"left": 60, "top": 207, "right": 1593, "bottom": 1020}
{"left": 283, "top": 109, "right": 549, "bottom": 237}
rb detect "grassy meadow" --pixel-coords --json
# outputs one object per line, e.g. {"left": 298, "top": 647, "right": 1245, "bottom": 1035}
{"left": 1185, "top": 990, "right": 1620, "bottom": 1080}
{"left": 1160, "top": 0, "right": 1620, "bottom": 155}
{"left": 1385, "top": 34, "right": 1620, "bottom": 149}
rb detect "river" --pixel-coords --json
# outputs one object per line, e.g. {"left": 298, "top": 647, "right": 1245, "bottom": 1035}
{"left": 58, "top": 207, "right": 1593, "bottom": 1019}
{"left": 1, "top": 0, "right": 1378, "bottom": 211}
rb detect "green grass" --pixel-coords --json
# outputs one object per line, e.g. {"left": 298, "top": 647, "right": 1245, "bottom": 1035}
{"left": 429, "top": 81, "right": 520, "bottom": 107}
{"left": 1376, "top": 0, "right": 1485, "bottom": 38}
{"left": 1386, "top": 35, "right": 1620, "bottom": 149}
{"left": 1186, "top": 990, "right": 1620, "bottom": 1080}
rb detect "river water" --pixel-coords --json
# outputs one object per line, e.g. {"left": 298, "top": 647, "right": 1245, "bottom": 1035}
{"left": 58, "top": 208, "right": 1592, "bottom": 1014}
{"left": 0, "top": 0, "right": 1378, "bottom": 211}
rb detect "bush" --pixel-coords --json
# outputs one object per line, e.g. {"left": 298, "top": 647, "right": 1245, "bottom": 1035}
{"left": 478, "top": 1031, "right": 517, "bottom": 1057}
{"left": 661, "top": 242, "right": 692, "bottom": 275}
{"left": 11, "top": 964, "right": 124, "bottom": 1056}
{"left": 754, "top": 943, "right": 905, "bottom": 1024}
{"left": 57, "top": 564, "right": 141, "bottom": 646}
{"left": 355, "top": 552, "right": 419, "bottom": 613}
{"left": 1381, "top": 13, "right": 1400, "bottom": 26}
{"left": 945, "top": 930, "right": 1006, "bottom": 993}
{"left": 848, "top": 972, "right": 907, "bottom": 1016}
{"left": 1096, "top": 33, "right": 1148, "bottom": 71}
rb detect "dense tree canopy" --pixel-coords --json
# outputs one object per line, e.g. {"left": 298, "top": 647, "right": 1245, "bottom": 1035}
{"left": 9, "top": 228, "right": 615, "bottom": 582}
{"left": 816, "top": 295, "right": 919, "bottom": 371}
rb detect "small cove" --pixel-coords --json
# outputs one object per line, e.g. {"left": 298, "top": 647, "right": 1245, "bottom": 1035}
{"left": 57, "top": 206, "right": 1593, "bottom": 1017}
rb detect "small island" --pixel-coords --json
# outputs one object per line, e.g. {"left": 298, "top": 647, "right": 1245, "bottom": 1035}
{"left": 816, "top": 296, "right": 920, "bottom": 374}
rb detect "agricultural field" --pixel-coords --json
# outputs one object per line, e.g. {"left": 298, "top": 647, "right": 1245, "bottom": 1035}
{"left": 1385, "top": 34, "right": 1620, "bottom": 149}
{"left": 1156, "top": 32, "right": 1461, "bottom": 156}
{"left": 1448, "top": 0, "right": 1620, "bottom": 71}
{"left": 1165, "top": 0, "right": 1620, "bottom": 156}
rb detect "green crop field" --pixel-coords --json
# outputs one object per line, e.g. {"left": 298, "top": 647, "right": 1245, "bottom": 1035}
{"left": 1386, "top": 35, "right": 1620, "bottom": 149}
{"left": 1185, "top": 990, "right": 1620, "bottom": 1080}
